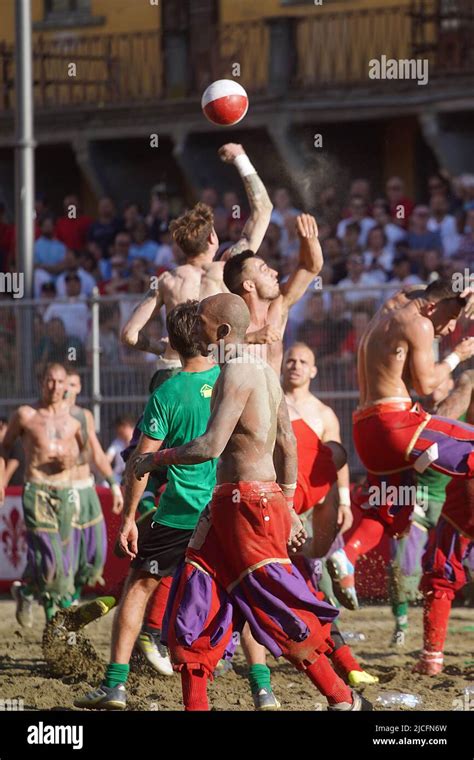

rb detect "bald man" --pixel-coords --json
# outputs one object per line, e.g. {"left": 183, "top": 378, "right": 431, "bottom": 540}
{"left": 134, "top": 293, "right": 372, "bottom": 712}
{"left": 282, "top": 342, "right": 352, "bottom": 555}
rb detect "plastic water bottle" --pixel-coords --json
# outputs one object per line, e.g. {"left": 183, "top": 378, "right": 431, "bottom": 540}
{"left": 463, "top": 685, "right": 474, "bottom": 698}
{"left": 377, "top": 691, "right": 422, "bottom": 708}
{"left": 341, "top": 631, "right": 366, "bottom": 642}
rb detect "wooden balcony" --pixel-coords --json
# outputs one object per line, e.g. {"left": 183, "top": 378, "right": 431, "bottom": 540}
{"left": 0, "top": 2, "right": 473, "bottom": 115}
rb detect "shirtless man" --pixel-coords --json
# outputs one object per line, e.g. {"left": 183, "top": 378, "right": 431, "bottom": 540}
{"left": 121, "top": 142, "right": 273, "bottom": 387}
{"left": 0, "top": 363, "right": 84, "bottom": 623}
{"left": 222, "top": 216, "right": 323, "bottom": 374}
{"left": 65, "top": 370, "right": 123, "bottom": 603}
{"left": 134, "top": 294, "right": 371, "bottom": 712}
{"left": 282, "top": 342, "right": 352, "bottom": 556}
{"left": 281, "top": 341, "right": 379, "bottom": 688}
{"left": 327, "top": 279, "right": 474, "bottom": 609}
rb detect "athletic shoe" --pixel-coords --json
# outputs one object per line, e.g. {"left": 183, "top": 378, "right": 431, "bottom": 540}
{"left": 348, "top": 669, "right": 379, "bottom": 687}
{"left": 326, "top": 549, "right": 359, "bottom": 611}
{"left": 252, "top": 688, "right": 281, "bottom": 711}
{"left": 390, "top": 628, "right": 407, "bottom": 648}
{"left": 328, "top": 690, "right": 373, "bottom": 711}
{"left": 136, "top": 631, "right": 173, "bottom": 676}
{"left": 10, "top": 581, "right": 34, "bottom": 628}
{"left": 412, "top": 651, "right": 443, "bottom": 676}
{"left": 74, "top": 682, "right": 127, "bottom": 710}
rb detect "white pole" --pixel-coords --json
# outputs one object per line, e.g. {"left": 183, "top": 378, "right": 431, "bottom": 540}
{"left": 14, "top": 0, "right": 35, "bottom": 395}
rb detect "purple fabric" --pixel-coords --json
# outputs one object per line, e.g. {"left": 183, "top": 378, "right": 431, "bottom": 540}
{"left": 170, "top": 565, "right": 234, "bottom": 648}
{"left": 412, "top": 424, "right": 474, "bottom": 475}
{"left": 464, "top": 542, "right": 474, "bottom": 571}
{"left": 303, "top": 556, "right": 323, "bottom": 589}
{"left": 399, "top": 523, "right": 426, "bottom": 576}
{"left": 230, "top": 561, "right": 339, "bottom": 658}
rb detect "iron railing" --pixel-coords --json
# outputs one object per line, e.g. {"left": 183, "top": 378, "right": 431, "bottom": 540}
{"left": 0, "top": 2, "right": 473, "bottom": 113}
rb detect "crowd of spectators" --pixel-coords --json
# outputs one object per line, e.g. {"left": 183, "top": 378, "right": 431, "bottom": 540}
{"left": 0, "top": 170, "right": 473, "bottom": 392}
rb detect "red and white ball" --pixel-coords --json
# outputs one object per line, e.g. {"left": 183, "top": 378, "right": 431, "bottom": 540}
{"left": 201, "top": 80, "right": 249, "bottom": 127}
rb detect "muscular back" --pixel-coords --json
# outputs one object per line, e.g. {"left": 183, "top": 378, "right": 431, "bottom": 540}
{"left": 358, "top": 292, "right": 429, "bottom": 405}
{"left": 215, "top": 358, "right": 282, "bottom": 483}
{"left": 158, "top": 264, "right": 228, "bottom": 360}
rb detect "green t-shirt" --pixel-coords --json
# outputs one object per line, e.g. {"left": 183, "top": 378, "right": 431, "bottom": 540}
{"left": 139, "top": 365, "right": 220, "bottom": 530}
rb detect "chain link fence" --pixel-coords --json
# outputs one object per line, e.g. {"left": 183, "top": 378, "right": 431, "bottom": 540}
{"left": 0, "top": 284, "right": 473, "bottom": 476}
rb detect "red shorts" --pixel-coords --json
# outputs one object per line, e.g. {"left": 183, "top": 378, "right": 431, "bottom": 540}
{"left": 351, "top": 471, "right": 416, "bottom": 538}
{"left": 164, "top": 482, "right": 339, "bottom": 676}
{"left": 353, "top": 401, "right": 474, "bottom": 477}
{"left": 292, "top": 419, "right": 338, "bottom": 515}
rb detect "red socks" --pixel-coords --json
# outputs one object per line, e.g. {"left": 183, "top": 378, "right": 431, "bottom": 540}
{"left": 423, "top": 591, "right": 453, "bottom": 653}
{"left": 344, "top": 518, "right": 385, "bottom": 566}
{"left": 146, "top": 576, "right": 173, "bottom": 631}
{"left": 181, "top": 669, "right": 209, "bottom": 711}
{"left": 305, "top": 654, "right": 353, "bottom": 705}
{"left": 330, "top": 644, "right": 362, "bottom": 677}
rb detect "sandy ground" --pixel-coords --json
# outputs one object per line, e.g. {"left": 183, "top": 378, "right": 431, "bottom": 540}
{"left": 0, "top": 598, "right": 472, "bottom": 712}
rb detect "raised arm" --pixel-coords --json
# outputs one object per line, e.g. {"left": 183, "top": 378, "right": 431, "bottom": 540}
{"left": 408, "top": 320, "right": 474, "bottom": 396}
{"left": 219, "top": 143, "right": 273, "bottom": 257}
{"left": 120, "top": 285, "right": 167, "bottom": 355}
{"left": 133, "top": 364, "right": 252, "bottom": 476}
{"left": 279, "top": 214, "right": 323, "bottom": 311}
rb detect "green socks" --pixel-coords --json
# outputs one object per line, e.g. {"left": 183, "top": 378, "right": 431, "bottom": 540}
{"left": 393, "top": 602, "right": 409, "bottom": 631}
{"left": 105, "top": 663, "right": 130, "bottom": 689}
{"left": 248, "top": 664, "right": 272, "bottom": 695}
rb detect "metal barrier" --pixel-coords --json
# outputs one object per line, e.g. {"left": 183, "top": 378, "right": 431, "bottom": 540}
{"left": 0, "top": 283, "right": 473, "bottom": 475}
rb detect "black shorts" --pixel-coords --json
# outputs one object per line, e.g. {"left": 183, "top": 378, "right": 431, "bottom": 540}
{"left": 131, "top": 519, "right": 194, "bottom": 577}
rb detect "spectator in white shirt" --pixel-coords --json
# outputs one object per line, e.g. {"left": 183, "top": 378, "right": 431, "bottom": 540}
{"left": 337, "top": 196, "right": 376, "bottom": 248}
{"left": 43, "top": 273, "right": 90, "bottom": 344}
{"left": 55, "top": 249, "right": 97, "bottom": 296}
{"left": 337, "top": 253, "right": 380, "bottom": 305}
{"left": 427, "top": 192, "right": 460, "bottom": 257}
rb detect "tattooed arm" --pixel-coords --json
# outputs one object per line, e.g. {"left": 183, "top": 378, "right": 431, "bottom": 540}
{"left": 120, "top": 283, "right": 167, "bottom": 355}
{"left": 435, "top": 370, "right": 474, "bottom": 419}
{"left": 218, "top": 143, "right": 273, "bottom": 258}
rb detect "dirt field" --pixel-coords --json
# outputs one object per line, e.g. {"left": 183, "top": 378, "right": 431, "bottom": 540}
{"left": 0, "top": 598, "right": 472, "bottom": 712}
